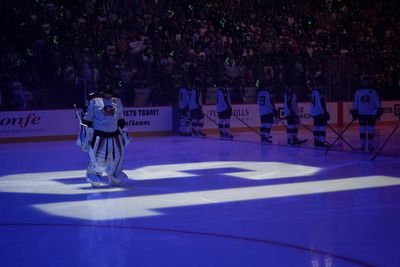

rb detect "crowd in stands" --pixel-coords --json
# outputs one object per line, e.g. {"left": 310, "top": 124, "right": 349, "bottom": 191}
{"left": 1, "top": 0, "right": 399, "bottom": 110}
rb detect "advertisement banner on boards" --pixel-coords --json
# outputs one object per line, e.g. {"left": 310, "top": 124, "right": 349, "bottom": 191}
{"left": 0, "top": 110, "right": 79, "bottom": 138}
{"left": 0, "top": 107, "right": 173, "bottom": 139}
{"left": 123, "top": 106, "right": 172, "bottom": 132}
{"left": 202, "top": 102, "right": 337, "bottom": 129}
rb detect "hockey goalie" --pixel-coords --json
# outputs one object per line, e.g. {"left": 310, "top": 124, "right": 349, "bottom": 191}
{"left": 76, "top": 87, "right": 129, "bottom": 188}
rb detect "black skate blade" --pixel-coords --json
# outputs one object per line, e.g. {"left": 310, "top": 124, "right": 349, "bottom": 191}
{"left": 192, "top": 134, "right": 207, "bottom": 138}
{"left": 295, "top": 139, "right": 308, "bottom": 144}
{"left": 220, "top": 136, "right": 234, "bottom": 140}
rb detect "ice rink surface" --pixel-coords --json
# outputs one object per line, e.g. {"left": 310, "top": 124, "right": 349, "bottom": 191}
{"left": 0, "top": 124, "right": 400, "bottom": 267}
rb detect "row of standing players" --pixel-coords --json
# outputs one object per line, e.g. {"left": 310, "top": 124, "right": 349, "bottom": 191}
{"left": 179, "top": 80, "right": 234, "bottom": 139}
{"left": 78, "top": 75, "right": 381, "bottom": 188}
{"left": 178, "top": 75, "right": 382, "bottom": 152}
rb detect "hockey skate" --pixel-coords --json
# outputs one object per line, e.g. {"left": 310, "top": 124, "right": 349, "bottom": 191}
{"left": 179, "top": 131, "right": 192, "bottom": 136}
{"left": 191, "top": 129, "right": 198, "bottom": 136}
{"left": 86, "top": 172, "right": 102, "bottom": 188}
{"left": 261, "top": 136, "right": 272, "bottom": 144}
{"left": 360, "top": 140, "right": 367, "bottom": 151}
{"left": 197, "top": 131, "right": 207, "bottom": 137}
{"left": 224, "top": 132, "right": 234, "bottom": 139}
{"left": 289, "top": 137, "right": 307, "bottom": 145}
{"left": 314, "top": 140, "right": 330, "bottom": 148}
{"left": 294, "top": 138, "right": 307, "bottom": 145}
{"left": 368, "top": 141, "right": 375, "bottom": 152}
{"left": 109, "top": 172, "right": 127, "bottom": 187}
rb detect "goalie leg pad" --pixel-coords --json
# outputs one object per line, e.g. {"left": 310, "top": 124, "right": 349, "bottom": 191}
{"left": 99, "top": 136, "right": 124, "bottom": 177}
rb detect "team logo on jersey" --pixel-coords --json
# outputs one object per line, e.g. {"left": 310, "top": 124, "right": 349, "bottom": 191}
{"left": 102, "top": 105, "right": 115, "bottom": 116}
{"left": 360, "top": 95, "right": 371, "bottom": 103}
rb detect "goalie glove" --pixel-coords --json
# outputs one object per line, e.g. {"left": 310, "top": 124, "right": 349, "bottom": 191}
{"left": 76, "top": 125, "right": 94, "bottom": 152}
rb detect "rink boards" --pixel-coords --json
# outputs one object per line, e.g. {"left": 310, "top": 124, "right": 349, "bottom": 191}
{"left": 0, "top": 101, "right": 399, "bottom": 142}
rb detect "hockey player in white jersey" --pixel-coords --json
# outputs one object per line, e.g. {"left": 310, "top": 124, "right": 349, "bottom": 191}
{"left": 80, "top": 86, "right": 128, "bottom": 188}
{"left": 188, "top": 81, "right": 206, "bottom": 137}
{"left": 310, "top": 78, "right": 331, "bottom": 147}
{"left": 352, "top": 75, "right": 382, "bottom": 151}
{"left": 215, "top": 78, "right": 233, "bottom": 139}
{"left": 256, "top": 79, "right": 277, "bottom": 143}
{"left": 284, "top": 84, "right": 306, "bottom": 145}
{"left": 178, "top": 80, "right": 191, "bottom": 136}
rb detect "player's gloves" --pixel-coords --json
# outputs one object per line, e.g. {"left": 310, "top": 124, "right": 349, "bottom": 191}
{"left": 294, "top": 115, "right": 300, "bottom": 124}
{"left": 350, "top": 109, "right": 358, "bottom": 121}
{"left": 324, "top": 111, "right": 330, "bottom": 121}
{"left": 272, "top": 109, "right": 278, "bottom": 118}
{"left": 227, "top": 106, "right": 233, "bottom": 116}
{"left": 376, "top": 108, "right": 384, "bottom": 119}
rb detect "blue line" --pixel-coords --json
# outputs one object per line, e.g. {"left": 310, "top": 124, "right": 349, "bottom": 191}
{"left": 0, "top": 222, "right": 374, "bottom": 267}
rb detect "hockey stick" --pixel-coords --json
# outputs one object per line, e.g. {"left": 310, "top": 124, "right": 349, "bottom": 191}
{"left": 324, "top": 119, "right": 355, "bottom": 155}
{"left": 279, "top": 118, "right": 288, "bottom": 128}
{"left": 280, "top": 118, "right": 306, "bottom": 144}
{"left": 280, "top": 116, "right": 308, "bottom": 144}
{"left": 300, "top": 122, "right": 312, "bottom": 133}
{"left": 118, "top": 127, "right": 131, "bottom": 147}
{"left": 73, "top": 104, "right": 99, "bottom": 168}
{"left": 202, "top": 112, "right": 219, "bottom": 127}
{"left": 203, "top": 111, "right": 238, "bottom": 140}
{"left": 231, "top": 112, "right": 266, "bottom": 138}
{"left": 371, "top": 122, "right": 400, "bottom": 161}
{"left": 297, "top": 122, "right": 334, "bottom": 146}
{"left": 73, "top": 104, "right": 87, "bottom": 150}
{"left": 73, "top": 104, "right": 83, "bottom": 125}
{"left": 327, "top": 124, "right": 355, "bottom": 150}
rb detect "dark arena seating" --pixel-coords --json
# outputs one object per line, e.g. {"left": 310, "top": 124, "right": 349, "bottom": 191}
{"left": 1, "top": 0, "right": 399, "bottom": 110}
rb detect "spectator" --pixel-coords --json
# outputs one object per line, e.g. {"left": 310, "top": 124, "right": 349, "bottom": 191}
{"left": 0, "top": 0, "right": 399, "bottom": 109}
